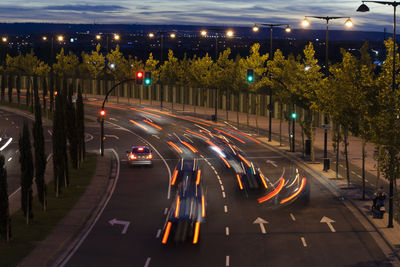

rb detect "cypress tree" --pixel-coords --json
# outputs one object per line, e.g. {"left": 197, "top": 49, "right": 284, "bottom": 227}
{"left": 26, "top": 78, "right": 31, "bottom": 108}
{"left": 66, "top": 84, "right": 78, "bottom": 169}
{"left": 7, "top": 74, "right": 13, "bottom": 103}
{"left": 53, "top": 93, "right": 63, "bottom": 197}
{"left": 76, "top": 84, "right": 85, "bottom": 163}
{"left": 19, "top": 121, "right": 34, "bottom": 224}
{"left": 0, "top": 155, "right": 11, "bottom": 242}
{"left": 42, "top": 77, "right": 48, "bottom": 112}
{"left": 33, "top": 76, "right": 47, "bottom": 210}
{"left": 1, "top": 73, "right": 5, "bottom": 102}
{"left": 16, "top": 75, "right": 21, "bottom": 105}
{"left": 61, "top": 80, "right": 69, "bottom": 186}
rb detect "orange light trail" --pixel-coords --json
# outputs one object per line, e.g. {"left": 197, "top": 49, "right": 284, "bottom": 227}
{"left": 236, "top": 174, "right": 244, "bottom": 190}
{"left": 238, "top": 154, "right": 251, "bottom": 167}
{"left": 168, "top": 141, "right": 183, "bottom": 154}
{"left": 196, "top": 170, "right": 201, "bottom": 185}
{"left": 219, "top": 156, "right": 231, "bottom": 168}
{"left": 181, "top": 141, "right": 198, "bottom": 153}
{"left": 130, "top": 120, "right": 148, "bottom": 131}
{"left": 259, "top": 173, "right": 268, "bottom": 189}
{"left": 144, "top": 107, "right": 210, "bottom": 126}
{"left": 175, "top": 196, "right": 180, "bottom": 218}
{"left": 258, "top": 177, "right": 285, "bottom": 204}
{"left": 142, "top": 120, "right": 162, "bottom": 130}
{"left": 186, "top": 130, "right": 209, "bottom": 140}
{"left": 201, "top": 195, "right": 206, "bottom": 217}
{"left": 193, "top": 222, "right": 200, "bottom": 244}
{"left": 171, "top": 169, "right": 179, "bottom": 185}
{"left": 214, "top": 128, "right": 245, "bottom": 144}
{"left": 226, "top": 128, "right": 261, "bottom": 144}
{"left": 161, "top": 222, "right": 172, "bottom": 244}
{"left": 280, "top": 178, "right": 307, "bottom": 204}
{"left": 130, "top": 107, "right": 161, "bottom": 118}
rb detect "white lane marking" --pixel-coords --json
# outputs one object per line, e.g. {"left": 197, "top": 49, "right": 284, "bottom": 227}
{"left": 357, "top": 174, "right": 362, "bottom": 178}
{"left": 224, "top": 205, "right": 228, "bottom": 213}
{"left": 221, "top": 185, "right": 224, "bottom": 191}
{"left": 144, "top": 257, "right": 151, "bottom": 267}
{"left": 351, "top": 171, "right": 356, "bottom": 175}
{"left": 224, "top": 121, "right": 238, "bottom": 130}
{"left": 301, "top": 237, "right": 307, "bottom": 247}
{"left": 48, "top": 130, "right": 52, "bottom": 136}
{"left": 106, "top": 120, "right": 172, "bottom": 199}
{"left": 200, "top": 154, "right": 205, "bottom": 158}
{"left": 217, "top": 175, "right": 221, "bottom": 179}
{"left": 339, "top": 164, "right": 344, "bottom": 168}
{"left": 211, "top": 166, "right": 215, "bottom": 170}
{"left": 214, "top": 170, "right": 218, "bottom": 175}
{"left": 164, "top": 208, "right": 168, "bottom": 215}
{"left": 7, "top": 157, "right": 12, "bottom": 162}
{"left": 183, "top": 134, "right": 194, "bottom": 143}
{"left": 110, "top": 117, "right": 118, "bottom": 121}
{"left": 219, "top": 180, "right": 223, "bottom": 185}
{"left": 290, "top": 213, "right": 296, "bottom": 221}
{"left": 225, "top": 227, "right": 230, "bottom": 236}
{"left": 207, "top": 162, "right": 211, "bottom": 166}
{"left": 104, "top": 134, "right": 119, "bottom": 140}
{"left": 156, "top": 229, "right": 161, "bottom": 238}
{"left": 222, "top": 192, "right": 226, "bottom": 198}
{"left": 320, "top": 216, "right": 336, "bottom": 232}
{"left": 0, "top": 138, "right": 12, "bottom": 151}
{"left": 226, "top": 256, "right": 230, "bottom": 266}
{"left": 59, "top": 148, "right": 120, "bottom": 267}
{"left": 152, "top": 135, "right": 160, "bottom": 140}
{"left": 195, "top": 124, "right": 210, "bottom": 132}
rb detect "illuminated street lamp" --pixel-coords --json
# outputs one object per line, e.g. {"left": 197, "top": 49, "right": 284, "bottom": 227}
{"left": 252, "top": 23, "right": 291, "bottom": 142}
{"left": 96, "top": 34, "right": 101, "bottom": 40}
{"left": 357, "top": 0, "right": 398, "bottom": 228}
{"left": 57, "top": 35, "right": 64, "bottom": 42}
{"left": 114, "top": 34, "right": 120, "bottom": 41}
{"left": 1, "top": 37, "right": 7, "bottom": 43}
{"left": 42, "top": 36, "right": 47, "bottom": 41}
{"left": 200, "top": 28, "right": 234, "bottom": 121}
{"left": 148, "top": 32, "right": 155, "bottom": 38}
{"left": 170, "top": 33, "right": 176, "bottom": 38}
{"left": 301, "top": 15, "right": 353, "bottom": 170}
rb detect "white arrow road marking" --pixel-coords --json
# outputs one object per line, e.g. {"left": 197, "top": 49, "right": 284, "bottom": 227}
{"left": 301, "top": 237, "right": 307, "bottom": 247}
{"left": 320, "top": 216, "right": 336, "bottom": 232}
{"left": 108, "top": 218, "right": 131, "bottom": 234}
{"left": 290, "top": 213, "right": 296, "bottom": 221}
{"left": 104, "top": 134, "right": 119, "bottom": 140}
{"left": 253, "top": 217, "right": 268, "bottom": 234}
{"left": 152, "top": 134, "right": 160, "bottom": 140}
{"left": 266, "top": 159, "right": 278, "bottom": 167}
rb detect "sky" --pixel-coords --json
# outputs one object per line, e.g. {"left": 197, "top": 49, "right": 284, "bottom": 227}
{"left": 0, "top": 0, "right": 397, "bottom": 32}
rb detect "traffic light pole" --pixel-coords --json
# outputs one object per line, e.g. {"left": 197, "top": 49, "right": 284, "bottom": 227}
{"left": 100, "top": 78, "right": 134, "bottom": 156}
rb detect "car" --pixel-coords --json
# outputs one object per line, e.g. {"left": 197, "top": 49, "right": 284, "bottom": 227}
{"left": 126, "top": 146, "right": 153, "bottom": 166}
{"left": 162, "top": 166, "right": 205, "bottom": 244}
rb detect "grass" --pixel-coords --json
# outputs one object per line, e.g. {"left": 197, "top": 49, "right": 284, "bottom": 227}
{"left": 0, "top": 153, "right": 97, "bottom": 267}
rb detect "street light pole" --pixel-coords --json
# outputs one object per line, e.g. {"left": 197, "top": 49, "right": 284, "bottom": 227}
{"left": 301, "top": 16, "right": 353, "bottom": 171}
{"left": 252, "top": 23, "right": 291, "bottom": 142}
{"left": 357, "top": 0, "right": 398, "bottom": 229}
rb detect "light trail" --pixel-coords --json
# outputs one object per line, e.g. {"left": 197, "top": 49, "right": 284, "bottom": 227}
{"left": 280, "top": 178, "right": 307, "bottom": 204}
{"left": 214, "top": 128, "right": 246, "bottom": 144}
{"left": 142, "top": 120, "right": 162, "bottom": 130}
{"left": 258, "top": 177, "right": 285, "bottom": 204}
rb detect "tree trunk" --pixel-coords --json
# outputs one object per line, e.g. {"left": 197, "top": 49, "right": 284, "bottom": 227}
{"left": 236, "top": 92, "right": 240, "bottom": 129}
{"left": 246, "top": 92, "right": 250, "bottom": 127}
{"left": 362, "top": 137, "right": 366, "bottom": 200}
{"left": 279, "top": 103, "right": 283, "bottom": 146}
{"left": 255, "top": 94, "right": 260, "bottom": 135}
{"left": 336, "top": 125, "right": 340, "bottom": 180}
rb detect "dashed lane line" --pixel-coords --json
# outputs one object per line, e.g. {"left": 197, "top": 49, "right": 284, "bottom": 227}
{"left": 221, "top": 185, "right": 225, "bottom": 191}
{"left": 226, "top": 256, "right": 230, "bottom": 266}
{"left": 301, "top": 237, "right": 307, "bottom": 247}
{"left": 164, "top": 208, "right": 168, "bottom": 215}
{"left": 156, "top": 229, "right": 161, "bottom": 238}
{"left": 218, "top": 180, "right": 223, "bottom": 185}
{"left": 225, "top": 227, "right": 230, "bottom": 236}
{"left": 222, "top": 192, "right": 226, "bottom": 198}
{"left": 290, "top": 213, "right": 296, "bottom": 221}
{"left": 224, "top": 205, "right": 228, "bottom": 213}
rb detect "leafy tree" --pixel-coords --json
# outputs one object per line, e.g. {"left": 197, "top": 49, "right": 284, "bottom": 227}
{"left": 19, "top": 121, "right": 34, "bottom": 224}
{"left": 53, "top": 48, "right": 80, "bottom": 78}
{"left": 106, "top": 45, "right": 130, "bottom": 82}
{"left": 0, "top": 155, "right": 11, "bottom": 242}
{"left": 33, "top": 76, "right": 47, "bottom": 210}
{"left": 82, "top": 44, "right": 105, "bottom": 94}
{"left": 7, "top": 74, "right": 13, "bottom": 103}
{"left": 66, "top": 84, "right": 78, "bottom": 169}
{"left": 1, "top": 72, "right": 5, "bottom": 102}
{"left": 160, "top": 50, "right": 180, "bottom": 111}
{"left": 42, "top": 77, "right": 48, "bottom": 111}
{"left": 145, "top": 53, "right": 159, "bottom": 105}
{"left": 76, "top": 84, "right": 85, "bottom": 164}
{"left": 16, "top": 75, "right": 21, "bottom": 104}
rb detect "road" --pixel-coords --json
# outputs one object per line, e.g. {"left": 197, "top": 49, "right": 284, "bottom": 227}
{"left": 55, "top": 101, "right": 392, "bottom": 267}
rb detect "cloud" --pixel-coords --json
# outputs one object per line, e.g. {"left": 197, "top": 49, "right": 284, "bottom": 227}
{"left": 45, "top": 4, "right": 124, "bottom": 13}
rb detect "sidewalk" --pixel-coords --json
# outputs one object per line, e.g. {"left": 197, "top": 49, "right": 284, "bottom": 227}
{"left": 93, "top": 95, "right": 400, "bottom": 264}
{"left": 17, "top": 153, "right": 112, "bottom": 267}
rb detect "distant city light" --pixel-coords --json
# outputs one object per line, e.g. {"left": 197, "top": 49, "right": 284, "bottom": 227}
{"left": 114, "top": 34, "right": 120, "bottom": 40}
{"left": 96, "top": 34, "right": 101, "bottom": 40}
{"left": 170, "top": 33, "right": 176, "bottom": 38}
{"left": 2, "top": 37, "right": 7, "bottom": 43}
{"left": 252, "top": 25, "right": 259, "bottom": 32}
{"left": 148, "top": 33, "right": 154, "bottom": 38}
{"left": 301, "top": 18, "right": 310, "bottom": 27}
{"left": 201, "top": 30, "right": 207, "bottom": 36}
{"left": 42, "top": 36, "right": 47, "bottom": 41}
{"left": 226, "top": 30, "right": 234, "bottom": 37}
{"left": 57, "top": 35, "right": 64, "bottom": 42}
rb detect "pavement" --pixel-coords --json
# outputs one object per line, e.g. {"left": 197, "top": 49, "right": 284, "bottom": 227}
{"left": 6, "top": 92, "right": 400, "bottom": 266}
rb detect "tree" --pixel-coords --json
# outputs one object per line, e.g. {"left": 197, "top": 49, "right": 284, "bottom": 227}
{"left": 1, "top": 72, "right": 5, "bottom": 102}
{"left": 7, "top": 74, "right": 13, "bottom": 103}
{"left": 145, "top": 53, "right": 159, "bottom": 105}
{"left": 82, "top": 44, "right": 105, "bottom": 95}
{"left": 42, "top": 76, "right": 48, "bottom": 112}
{"left": 0, "top": 155, "right": 11, "bottom": 242}
{"left": 160, "top": 50, "right": 180, "bottom": 111}
{"left": 16, "top": 75, "right": 21, "bottom": 104}
{"left": 53, "top": 48, "right": 80, "bottom": 78}
{"left": 76, "top": 84, "right": 85, "bottom": 164}
{"left": 66, "top": 84, "right": 78, "bottom": 169}
{"left": 33, "top": 76, "right": 47, "bottom": 210}
{"left": 19, "top": 121, "right": 34, "bottom": 224}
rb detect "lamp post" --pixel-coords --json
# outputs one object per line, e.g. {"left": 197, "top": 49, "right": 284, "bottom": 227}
{"left": 357, "top": 0, "right": 397, "bottom": 228}
{"left": 201, "top": 29, "right": 234, "bottom": 121}
{"left": 148, "top": 31, "right": 176, "bottom": 110}
{"left": 252, "top": 23, "right": 291, "bottom": 142}
{"left": 301, "top": 15, "right": 353, "bottom": 171}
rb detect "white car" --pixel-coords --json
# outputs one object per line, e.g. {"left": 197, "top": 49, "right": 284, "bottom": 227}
{"left": 126, "top": 146, "right": 153, "bottom": 166}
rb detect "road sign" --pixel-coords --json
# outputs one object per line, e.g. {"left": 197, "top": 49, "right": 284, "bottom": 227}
{"left": 253, "top": 217, "right": 268, "bottom": 234}
{"left": 109, "top": 218, "right": 130, "bottom": 234}
{"left": 320, "top": 216, "right": 336, "bottom": 232}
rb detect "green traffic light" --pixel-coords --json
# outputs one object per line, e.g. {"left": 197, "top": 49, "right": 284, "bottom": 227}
{"left": 291, "top": 113, "right": 297, "bottom": 119}
{"left": 247, "top": 76, "right": 253, "bottom": 82}
{"left": 145, "top": 79, "right": 151, "bottom": 85}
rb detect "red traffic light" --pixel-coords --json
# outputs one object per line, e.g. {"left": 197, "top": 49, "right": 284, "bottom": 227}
{"left": 136, "top": 71, "right": 143, "bottom": 78}
{"left": 100, "top": 109, "right": 106, "bottom": 117}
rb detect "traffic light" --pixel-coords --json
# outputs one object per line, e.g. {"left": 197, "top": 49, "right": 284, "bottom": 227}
{"left": 136, "top": 71, "right": 144, "bottom": 84}
{"left": 291, "top": 112, "right": 297, "bottom": 119}
{"left": 247, "top": 69, "right": 254, "bottom": 83}
{"left": 144, "top": 71, "right": 152, "bottom": 85}
{"left": 100, "top": 109, "right": 106, "bottom": 117}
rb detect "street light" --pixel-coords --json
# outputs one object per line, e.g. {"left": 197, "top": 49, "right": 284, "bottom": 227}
{"left": 201, "top": 28, "right": 234, "bottom": 121}
{"left": 96, "top": 34, "right": 101, "bottom": 40}
{"left": 357, "top": 0, "right": 398, "bottom": 229}
{"left": 57, "top": 35, "right": 64, "bottom": 42}
{"left": 301, "top": 15, "right": 353, "bottom": 170}
{"left": 42, "top": 36, "right": 47, "bottom": 41}
{"left": 1, "top": 37, "right": 7, "bottom": 43}
{"left": 252, "top": 23, "right": 291, "bottom": 142}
